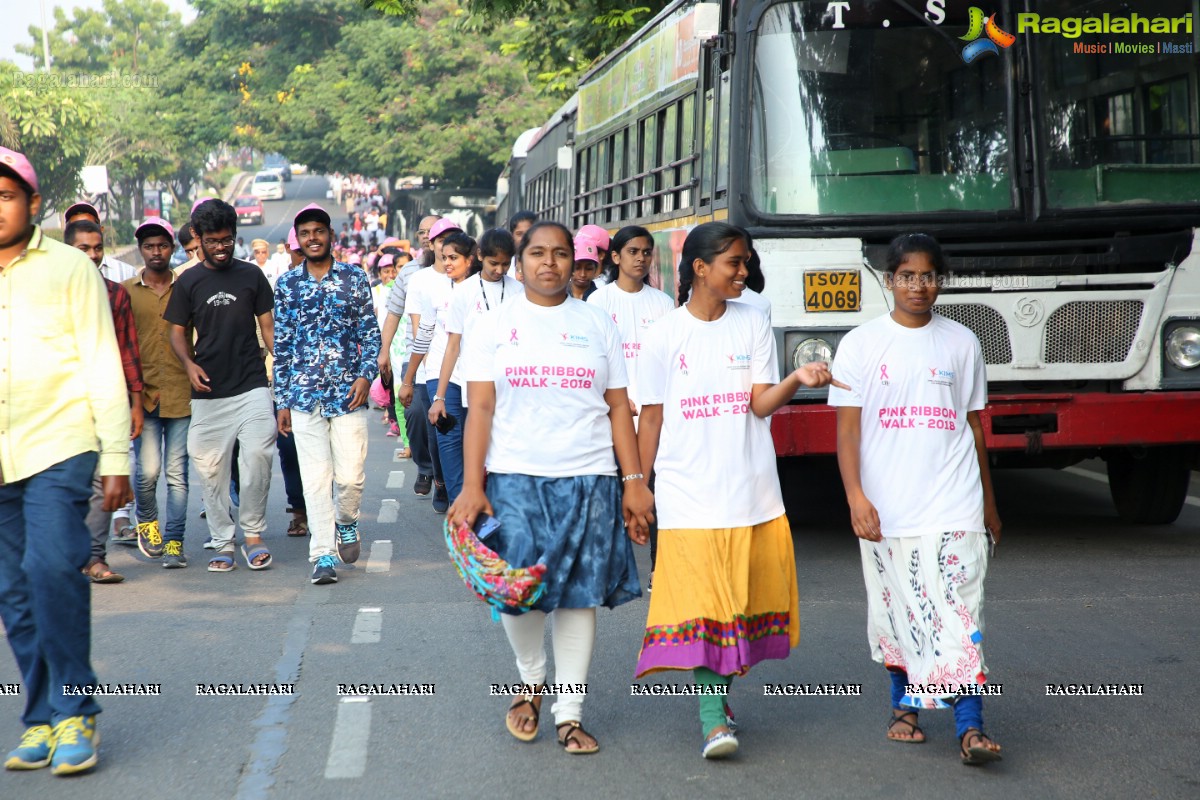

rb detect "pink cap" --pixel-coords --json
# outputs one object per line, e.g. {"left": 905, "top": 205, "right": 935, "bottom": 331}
{"left": 379, "top": 237, "right": 402, "bottom": 248}
{"left": 135, "top": 216, "right": 176, "bottom": 241}
{"left": 574, "top": 241, "right": 599, "bottom": 264}
{"left": 377, "top": 254, "right": 395, "bottom": 268}
{"left": 347, "top": 252, "right": 362, "bottom": 265}
{"left": 428, "top": 217, "right": 461, "bottom": 242}
{"left": 576, "top": 224, "right": 610, "bottom": 251}
{"left": 64, "top": 201, "right": 100, "bottom": 222}
{"left": 0, "top": 147, "right": 39, "bottom": 193}
{"left": 293, "top": 203, "right": 331, "bottom": 228}
{"left": 191, "top": 197, "right": 213, "bottom": 214}
{"left": 287, "top": 228, "right": 300, "bottom": 251}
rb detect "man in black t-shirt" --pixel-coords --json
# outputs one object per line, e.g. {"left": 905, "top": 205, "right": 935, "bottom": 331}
{"left": 164, "top": 199, "right": 277, "bottom": 573}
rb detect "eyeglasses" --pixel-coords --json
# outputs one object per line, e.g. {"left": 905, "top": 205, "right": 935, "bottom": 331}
{"left": 202, "top": 237, "right": 236, "bottom": 249}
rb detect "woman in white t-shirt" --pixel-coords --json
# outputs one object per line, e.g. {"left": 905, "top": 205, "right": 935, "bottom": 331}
{"left": 450, "top": 222, "right": 653, "bottom": 755}
{"left": 405, "top": 232, "right": 476, "bottom": 502}
{"left": 633, "top": 222, "right": 844, "bottom": 760}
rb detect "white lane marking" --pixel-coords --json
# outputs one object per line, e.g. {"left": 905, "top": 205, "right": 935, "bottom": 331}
{"left": 1063, "top": 466, "right": 1200, "bottom": 507}
{"left": 324, "top": 698, "right": 372, "bottom": 779}
{"left": 351, "top": 607, "right": 383, "bottom": 644}
{"left": 377, "top": 499, "right": 398, "bottom": 524}
{"left": 366, "top": 540, "right": 393, "bottom": 574}
{"left": 386, "top": 471, "right": 406, "bottom": 489}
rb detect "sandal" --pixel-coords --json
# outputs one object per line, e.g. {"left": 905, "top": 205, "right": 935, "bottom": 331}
{"left": 556, "top": 721, "right": 599, "bottom": 755}
{"left": 82, "top": 557, "right": 124, "bottom": 584}
{"left": 241, "top": 543, "right": 272, "bottom": 570}
{"left": 287, "top": 512, "right": 309, "bottom": 537}
{"left": 887, "top": 710, "right": 925, "bottom": 743}
{"left": 207, "top": 552, "right": 236, "bottom": 572}
{"left": 960, "top": 728, "right": 1002, "bottom": 765}
{"left": 505, "top": 684, "right": 543, "bottom": 742}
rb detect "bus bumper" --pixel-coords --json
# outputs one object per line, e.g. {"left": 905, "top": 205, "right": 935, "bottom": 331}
{"left": 772, "top": 392, "right": 1200, "bottom": 456}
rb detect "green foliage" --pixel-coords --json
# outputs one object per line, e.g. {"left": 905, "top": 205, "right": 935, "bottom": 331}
{"left": 18, "top": 0, "right": 183, "bottom": 73}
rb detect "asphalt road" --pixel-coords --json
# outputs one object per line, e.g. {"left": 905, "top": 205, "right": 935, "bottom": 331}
{"left": 234, "top": 173, "right": 339, "bottom": 251}
{"left": 2, "top": 177, "right": 1198, "bottom": 798}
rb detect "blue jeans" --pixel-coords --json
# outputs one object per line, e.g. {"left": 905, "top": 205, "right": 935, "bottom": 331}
{"left": 135, "top": 408, "right": 191, "bottom": 543}
{"left": 402, "top": 362, "right": 434, "bottom": 477}
{"left": 426, "top": 379, "right": 466, "bottom": 500}
{"left": 0, "top": 452, "right": 103, "bottom": 724}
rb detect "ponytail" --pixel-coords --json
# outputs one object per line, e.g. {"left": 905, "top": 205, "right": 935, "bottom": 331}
{"left": 678, "top": 222, "right": 750, "bottom": 304}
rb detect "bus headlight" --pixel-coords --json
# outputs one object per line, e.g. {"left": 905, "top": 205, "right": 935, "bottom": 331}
{"left": 792, "top": 337, "right": 834, "bottom": 368}
{"left": 1166, "top": 326, "right": 1200, "bottom": 369}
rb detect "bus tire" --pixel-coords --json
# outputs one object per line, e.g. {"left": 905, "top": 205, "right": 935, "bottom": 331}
{"left": 1105, "top": 447, "right": 1191, "bottom": 525}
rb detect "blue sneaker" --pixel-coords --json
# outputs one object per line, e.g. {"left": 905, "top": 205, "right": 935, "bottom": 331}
{"left": 432, "top": 481, "right": 449, "bottom": 514}
{"left": 311, "top": 554, "right": 338, "bottom": 585}
{"left": 49, "top": 716, "right": 98, "bottom": 775}
{"left": 335, "top": 521, "right": 360, "bottom": 564}
{"left": 4, "top": 724, "right": 53, "bottom": 770}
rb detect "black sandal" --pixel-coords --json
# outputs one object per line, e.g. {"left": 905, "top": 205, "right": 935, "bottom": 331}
{"left": 556, "top": 721, "right": 600, "bottom": 755}
{"left": 960, "top": 728, "right": 1002, "bottom": 765}
{"left": 504, "top": 684, "right": 543, "bottom": 742}
{"left": 886, "top": 710, "right": 925, "bottom": 743}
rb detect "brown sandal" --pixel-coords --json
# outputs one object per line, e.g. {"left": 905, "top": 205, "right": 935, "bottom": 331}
{"left": 505, "top": 684, "right": 543, "bottom": 742}
{"left": 83, "top": 557, "right": 124, "bottom": 584}
{"left": 886, "top": 710, "right": 925, "bottom": 743}
{"left": 960, "top": 728, "right": 1002, "bottom": 765}
{"left": 556, "top": 721, "right": 600, "bottom": 754}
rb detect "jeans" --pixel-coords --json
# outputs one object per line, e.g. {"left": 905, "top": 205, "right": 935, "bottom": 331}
{"left": 135, "top": 408, "right": 191, "bottom": 543}
{"left": 0, "top": 452, "right": 103, "bottom": 724}
{"left": 276, "top": 413, "right": 306, "bottom": 512}
{"left": 426, "top": 379, "right": 466, "bottom": 501}
{"left": 291, "top": 409, "right": 368, "bottom": 562}
{"left": 401, "top": 361, "right": 435, "bottom": 477}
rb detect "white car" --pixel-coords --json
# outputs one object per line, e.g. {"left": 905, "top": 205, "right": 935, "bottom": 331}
{"left": 250, "top": 171, "right": 285, "bottom": 201}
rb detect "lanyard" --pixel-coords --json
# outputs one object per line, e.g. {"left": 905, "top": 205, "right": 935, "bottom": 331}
{"left": 479, "top": 275, "right": 505, "bottom": 311}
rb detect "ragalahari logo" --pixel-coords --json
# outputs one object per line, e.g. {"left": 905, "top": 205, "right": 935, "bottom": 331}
{"left": 960, "top": 7, "right": 1015, "bottom": 63}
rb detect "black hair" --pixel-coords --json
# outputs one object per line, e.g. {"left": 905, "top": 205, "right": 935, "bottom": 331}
{"left": 745, "top": 246, "right": 765, "bottom": 293}
{"left": 178, "top": 223, "right": 195, "bottom": 247}
{"left": 190, "top": 199, "right": 237, "bottom": 236}
{"left": 886, "top": 233, "right": 946, "bottom": 275}
{"left": 64, "top": 219, "right": 102, "bottom": 246}
{"left": 677, "top": 222, "right": 751, "bottom": 304}
{"left": 516, "top": 220, "right": 573, "bottom": 260}
{"left": 478, "top": 228, "right": 515, "bottom": 261}
{"left": 606, "top": 225, "right": 654, "bottom": 284}
{"left": 136, "top": 223, "right": 172, "bottom": 245}
{"left": 0, "top": 165, "right": 34, "bottom": 201}
{"left": 507, "top": 210, "right": 537, "bottom": 232}
{"left": 442, "top": 231, "right": 481, "bottom": 276}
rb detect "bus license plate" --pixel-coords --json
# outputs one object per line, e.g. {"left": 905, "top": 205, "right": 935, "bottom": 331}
{"left": 803, "top": 271, "right": 860, "bottom": 312}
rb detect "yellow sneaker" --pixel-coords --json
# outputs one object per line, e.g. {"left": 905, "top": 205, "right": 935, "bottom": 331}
{"left": 49, "top": 716, "right": 99, "bottom": 775}
{"left": 136, "top": 520, "right": 164, "bottom": 558}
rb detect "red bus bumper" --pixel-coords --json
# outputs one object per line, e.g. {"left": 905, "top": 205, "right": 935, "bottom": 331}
{"left": 772, "top": 392, "right": 1200, "bottom": 456}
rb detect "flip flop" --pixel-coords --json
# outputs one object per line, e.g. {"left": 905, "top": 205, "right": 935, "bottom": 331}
{"left": 241, "top": 544, "right": 272, "bottom": 570}
{"left": 207, "top": 553, "right": 236, "bottom": 572}
{"left": 83, "top": 558, "right": 124, "bottom": 584}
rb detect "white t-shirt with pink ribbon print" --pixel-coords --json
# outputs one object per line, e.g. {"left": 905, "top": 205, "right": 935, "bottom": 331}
{"left": 460, "top": 295, "right": 628, "bottom": 478}
{"left": 639, "top": 302, "right": 784, "bottom": 530}
{"left": 826, "top": 312, "right": 987, "bottom": 538}
{"left": 586, "top": 281, "right": 674, "bottom": 408}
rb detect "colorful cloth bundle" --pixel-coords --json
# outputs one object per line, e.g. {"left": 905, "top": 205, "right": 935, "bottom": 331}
{"left": 443, "top": 517, "right": 546, "bottom": 620}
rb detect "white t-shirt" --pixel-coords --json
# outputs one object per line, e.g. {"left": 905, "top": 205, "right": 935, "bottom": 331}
{"left": 587, "top": 281, "right": 675, "bottom": 407}
{"left": 417, "top": 272, "right": 458, "bottom": 388}
{"left": 728, "top": 287, "right": 772, "bottom": 325}
{"left": 640, "top": 302, "right": 784, "bottom": 529}
{"left": 460, "top": 295, "right": 627, "bottom": 478}
{"left": 404, "top": 266, "right": 447, "bottom": 382}
{"left": 445, "top": 275, "right": 523, "bottom": 405}
{"left": 826, "top": 312, "right": 987, "bottom": 538}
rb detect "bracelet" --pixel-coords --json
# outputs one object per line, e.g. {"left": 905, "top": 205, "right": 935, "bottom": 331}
{"left": 621, "top": 473, "right": 644, "bottom": 483}
{"left": 402, "top": 383, "right": 413, "bottom": 387}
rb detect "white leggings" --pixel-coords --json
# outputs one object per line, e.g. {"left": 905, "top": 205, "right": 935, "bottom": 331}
{"left": 500, "top": 608, "right": 596, "bottom": 725}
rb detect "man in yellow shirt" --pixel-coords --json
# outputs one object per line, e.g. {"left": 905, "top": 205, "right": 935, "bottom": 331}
{"left": 0, "top": 147, "right": 131, "bottom": 776}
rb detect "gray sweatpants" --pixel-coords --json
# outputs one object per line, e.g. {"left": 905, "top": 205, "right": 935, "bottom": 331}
{"left": 189, "top": 387, "right": 276, "bottom": 550}
{"left": 85, "top": 470, "right": 111, "bottom": 561}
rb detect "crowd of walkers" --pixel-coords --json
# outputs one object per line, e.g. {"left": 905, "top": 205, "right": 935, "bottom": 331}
{"left": 0, "top": 144, "right": 1000, "bottom": 776}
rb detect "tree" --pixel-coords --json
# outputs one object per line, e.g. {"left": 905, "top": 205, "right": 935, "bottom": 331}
{"left": 18, "top": 0, "right": 183, "bottom": 74}
{"left": 0, "top": 65, "right": 105, "bottom": 221}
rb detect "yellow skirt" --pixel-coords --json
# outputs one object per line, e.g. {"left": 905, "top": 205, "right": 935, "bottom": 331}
{"left": 634, "top": 515, "right": 799, "bottom": 678}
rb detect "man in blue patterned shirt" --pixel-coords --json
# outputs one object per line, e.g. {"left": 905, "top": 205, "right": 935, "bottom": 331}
{"left": 274, "top": 204, "right": 382, "bottom": 585}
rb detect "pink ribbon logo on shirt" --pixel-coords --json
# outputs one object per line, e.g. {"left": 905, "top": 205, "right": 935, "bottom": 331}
{"left": 679, "top": 354, "right": 688, "bottom": 371}
{"left": 880, "top": 365, "right": 889, "bottom": 381}
{"left": 509, "top": 328, "right": 519, "bottom": 344}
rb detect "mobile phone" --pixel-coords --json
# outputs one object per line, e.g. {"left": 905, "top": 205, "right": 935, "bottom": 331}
{"left": 984, "top": 527, "right": 996, "bottom": 559}
{"left": 473, "top": 513, "right": 501, "bottom": 541}
{"left": 435, "top": 414, "right": 457, "bottom": 434}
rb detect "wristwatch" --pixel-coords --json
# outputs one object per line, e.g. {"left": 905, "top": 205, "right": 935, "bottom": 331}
{"left": 432, "top": 395, "right": 443, "bottom": 403}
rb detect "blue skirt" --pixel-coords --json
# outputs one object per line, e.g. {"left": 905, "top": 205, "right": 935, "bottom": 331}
{"left": 486, "top": 473, "right": 641, "bottom": 613}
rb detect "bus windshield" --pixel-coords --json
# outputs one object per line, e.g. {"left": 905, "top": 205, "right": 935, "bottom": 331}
{"left": 1033, "top": 0, "right": 1200, "bottom": 210}
{"left": 749, "top": 1, "right": 1015, "bottom": 217}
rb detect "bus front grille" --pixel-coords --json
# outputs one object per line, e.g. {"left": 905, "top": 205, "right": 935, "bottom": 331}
{"left": 1043, "top": 301, "right": 1143, "bottom": 364}
{"left": 933, "top": 304, "right": 1014, "bottom": 365}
